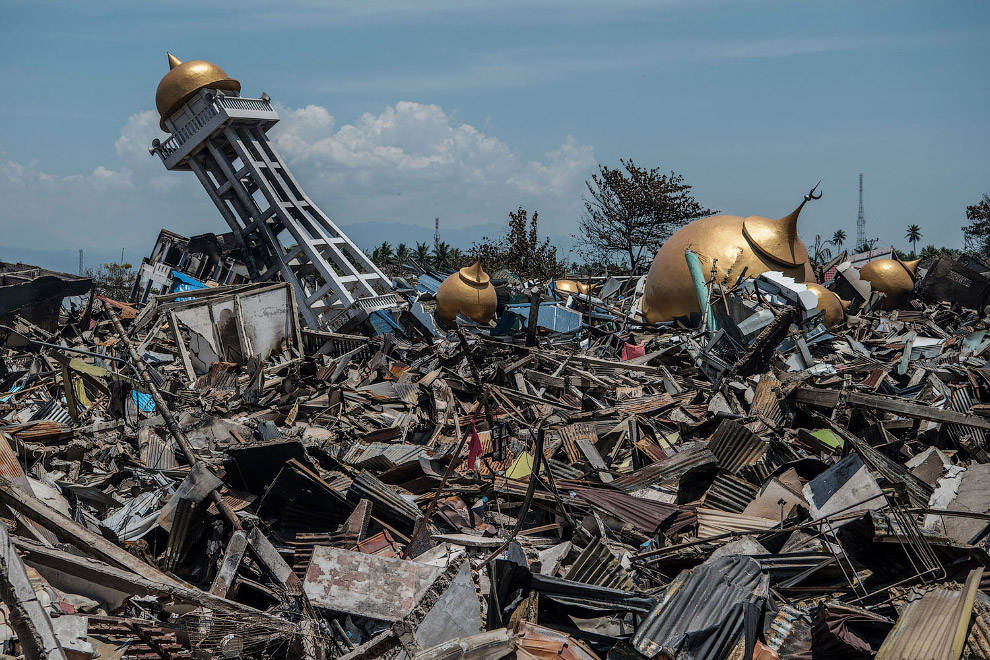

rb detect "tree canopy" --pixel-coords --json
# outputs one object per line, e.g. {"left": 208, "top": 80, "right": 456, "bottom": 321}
{"left": 963, "top": 193, "right": 990, "bottom": 256}
{"left": 473, "top": 207, "right": 563, "bottom": 280}
{"left": 575, "top": 159, "right": 715, "bottom": 273}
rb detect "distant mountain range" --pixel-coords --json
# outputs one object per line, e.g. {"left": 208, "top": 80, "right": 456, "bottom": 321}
{"left": 2, "top": 221, "right": 578, "bottom": 275}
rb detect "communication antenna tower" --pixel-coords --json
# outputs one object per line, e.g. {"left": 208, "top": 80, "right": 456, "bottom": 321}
{"left": 78, "top": 249, "right": 84, "bottom": 275}
{"left": 857, "top": 173, "right": 866, "bottom": 250}
{"left": 434, "top": 217, "right": 440, "bottom": 251}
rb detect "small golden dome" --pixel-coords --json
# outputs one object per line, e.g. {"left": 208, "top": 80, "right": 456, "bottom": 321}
{"left": 858, "top": 258, "right": 919, "bottom": 310}
{"left": 554, "top": 279, "right": 594, "bottom": 296}
{"left": 155, "top": 53, "right": 240, "bottom": 131}
{"left": 641, "top": 192, "right": 817, "bottom": 322}
{"left": 804, "top": 282, "right": 849, "bottom": 329}
{"left": 435, "top": 262, "right": 497, "bottom": 324}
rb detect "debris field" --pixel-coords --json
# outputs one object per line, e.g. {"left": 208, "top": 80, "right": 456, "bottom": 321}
{"left": 3, "top": 251, "right": 990, "bottom": 660}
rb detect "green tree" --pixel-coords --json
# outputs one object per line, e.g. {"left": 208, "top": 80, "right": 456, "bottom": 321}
{"left": 432, "top": 241, "right": 453, "bottom": 270}
{"left": 576, "top": 159, "right": 715, "bottom": 272}
{"left": 414, "top": 241, "right": 432, "bottom": 264}
{"left": 830, "top": 229, "right": 846, "bottom": 251}
{"left": 905, "top": 224, "right": 922, "bottom": 257}
{"left": 87, "top": 262, "right": 136, "bottom": 301}
{"left": 371, "top": 241, "right": 394, "bottom": 267}
{"left": 395, "top": 243, "right": 411, "bottom": 267}
{"left": 963, "top": 193, "right": 990, "bottom": 256}
{"left": 473, "top": 207, "right": 564, "bottom": 280}
{"left": 810, "top": 235, "right": 832, "bottom": 267}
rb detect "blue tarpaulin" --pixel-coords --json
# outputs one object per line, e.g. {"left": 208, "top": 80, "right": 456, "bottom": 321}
{"left": 131, "top": 391, "right": 156, "bottom": 412}
{"left": 503, "top": 302, "right": 583, "bottom": 333}
{"left": 170, "top": 271, "right": 208, "bottom": 301}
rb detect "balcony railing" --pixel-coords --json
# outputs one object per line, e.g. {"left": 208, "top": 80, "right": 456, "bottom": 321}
{"left": 155, "top": 94, "right": 278, "bottom": 165}
{"left": 158, "top": 101, "right": 220, "bottom": 159}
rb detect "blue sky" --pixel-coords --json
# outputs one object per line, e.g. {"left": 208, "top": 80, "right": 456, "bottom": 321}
{"left": 1, "top": 0, "right": 987, "bottom": 272}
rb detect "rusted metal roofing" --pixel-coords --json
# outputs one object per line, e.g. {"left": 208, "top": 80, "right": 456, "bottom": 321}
{"left": 558, "top": 422, "right": 597, "bottom": 465}
{"left": 876, "top": 568, "right": 983, "bottom": 660}
{"left": 708, "top": 419, "right": 767, "bottom": 473}
{"left": 611, "top": 444, "right": 716, "bottom": 492}
{"left": 695, "top": 508, "right": 778, "bottom": 539}
{"left": 702, "top": 472, "right": 758, "bottom": 513}
{"left": 750, "top": 372, "right": 784, "bottom": 429}
{"left": 564, "top": 537, "right": 635, "bottom": 591}
{"left": 573, "top": 487, "right": 684, "bottom": 535}
{"left": 631, "top": 554, "right": 769, "bottom": 659}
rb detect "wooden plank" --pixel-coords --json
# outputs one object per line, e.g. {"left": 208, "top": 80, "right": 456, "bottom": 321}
{"left": 791, "top": 386, "right": 990, "bottom": 431}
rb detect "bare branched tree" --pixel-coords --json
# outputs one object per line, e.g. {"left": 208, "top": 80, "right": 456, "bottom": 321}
{"left": 575, "top": 160, "right": 715, "bottom": 272}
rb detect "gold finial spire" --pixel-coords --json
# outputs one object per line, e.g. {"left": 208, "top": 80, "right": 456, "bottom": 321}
{"left": 167, "top": 52, "right": 182, "bottom": 70}
{"left": 741, "top": 184, "right": 820, "bottom": 267}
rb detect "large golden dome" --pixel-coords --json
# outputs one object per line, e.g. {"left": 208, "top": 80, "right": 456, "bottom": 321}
{"left": 641, "top": 190, "right": 818, "bottom": 323}
{"left": 155, "top": 53, "right": 240, "bottom": 130}
{"left": 858, "top": 258, "right": 919, "bottom": 310}
{"left": 804, "top": 282, "right": 849, "bottom": 328}
{"left": 435, "top": 262, "right": 497, "bottom": 324}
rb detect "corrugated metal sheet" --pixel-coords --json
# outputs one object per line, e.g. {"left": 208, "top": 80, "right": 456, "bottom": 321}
{"left": 558, "top": 422, "right": 597, "bottom": 465}
{"left": 876, "top": 568, "right": 983, "bottom": 660}
{"left": 751, "top": 372, "right": 784, "bottom": 429}
{"left": 564, "top": 537, "right": 635, "bottom": 591}
{"left": 574, "top": 487, "right": 684, "bottom": 535}
{"left": 346, "top": 471, "right": 422, "bottom": 532}
{"left": 337, "top": 442, "right": 425, "bottom": 472}
{"left": 616, "top": 393, "right": 676, "bottom": 416}
{"left": 611, "top": 444, "right": 716, "bottom": 492}
{"left": 696, "top": 508, "right": 778, "bottom": 539}
{"left": 702, "top": 472, "right": 758, "bottom": 513}
{"left": 708, "top": 419, "right": 766, "bottom": 473}
{"left": 631, "top": 554, "right": 769, "bottom": 659}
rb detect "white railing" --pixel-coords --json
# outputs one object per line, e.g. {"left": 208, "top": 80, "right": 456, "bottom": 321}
{"left": 217, "top": 96, "right": 274, "bottom": 112}
{"left": 158, "top": 101, "right": 220, "bottom": 158}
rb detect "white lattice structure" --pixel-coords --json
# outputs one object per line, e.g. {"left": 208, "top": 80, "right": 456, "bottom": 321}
{"left": 151, "top": 61, "right": 396, "bottom": 329}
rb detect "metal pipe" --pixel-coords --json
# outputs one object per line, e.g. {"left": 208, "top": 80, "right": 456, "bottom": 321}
{"left": 684, "top": 249, "right": 716, "bottom": 332}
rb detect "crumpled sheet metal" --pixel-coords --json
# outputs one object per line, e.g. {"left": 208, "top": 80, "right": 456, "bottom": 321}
{"left": 631, "top": 554, "right": 769, "bottom": 659}
{"left": 875, "top": 568, "right": 983, "bottom": 660}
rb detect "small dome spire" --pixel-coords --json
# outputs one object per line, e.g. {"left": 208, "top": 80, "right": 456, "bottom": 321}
{"left": 167, "top": 52, "right": 182, "bottom": 70}
{"left": 155, "top": 53, "right": 241, "bottom": 131}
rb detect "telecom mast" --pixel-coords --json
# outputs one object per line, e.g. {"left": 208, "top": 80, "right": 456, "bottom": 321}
{"left": 856, "top": 173, "right": 866, "bottom": 250}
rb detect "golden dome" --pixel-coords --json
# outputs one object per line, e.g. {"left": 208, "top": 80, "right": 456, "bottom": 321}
{"left": 804, "top": 282, "right": 849, "bottom": 329}
{"left": 641, "top": 191, "right": 818, "bottom": 323}
{"left": 155, "top": 53, "right": 240, "bottom": 131}
{"left": 554, "top": 279, "right": 594, "bottom": 296}
{"left": 435, "top": 261, "right": 497, "bottom": 324}
{"left": 858, "top": 258, "right": 919, "bottom": 310}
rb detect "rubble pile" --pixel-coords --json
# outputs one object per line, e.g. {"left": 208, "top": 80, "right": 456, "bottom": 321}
{"left": 3, "top": 254, "right": 990, "bottom": 660}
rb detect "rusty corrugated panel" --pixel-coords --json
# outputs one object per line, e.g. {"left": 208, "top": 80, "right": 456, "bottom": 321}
{"left": 558, "top": 422, "right": 597, "bottom": 465}
{"left": 615, "top": 392, "right": 675, "bottom": 416}
{"left": 347, "top": 471, "right": 423, "bottom": 532}
{"left": 611, "top": 444, "right": 716, "bottom": 492}
{"left": 696, "top": 508, "right": 778, "bottom": 539}
{"left": 765, "top": 603, "right": 813, "bottom": 657}
{"left": 876, "top": 568, "right": 983, "bottom": 660}
{"left": 702, "top": 472, "right": 758, "bottom": 513}
{"left": 631, "top": 555, "right": 769, "bottom": 659}
{"left": 948, "top": 386, "right": 985, "bottom": 448}
{"left": 516, "top": 621, "right": 602, "bottom": 659}
{"left": 303, "top": 545, "right": 440, "bottom": 621}
{"left": 574, "top": 487, "right": 684, "bottom": 535}
{"left": 708, "top": 419, "right": 767, "bottom": 473}
{"left": 964, "top": 592, "right": 990, "bottom": 660}
{"left": 564, "top": 537, "right": 635, "bottom": 591}
{"left": 751, "top": 372, "right": 784, "bottom": 428}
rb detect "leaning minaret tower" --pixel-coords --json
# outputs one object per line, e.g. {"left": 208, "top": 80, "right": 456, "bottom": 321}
{"left": 150, "top": 54, "right": 395, "bottom": 328}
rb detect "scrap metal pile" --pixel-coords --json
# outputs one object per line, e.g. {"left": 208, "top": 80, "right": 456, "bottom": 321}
{"left": 3, "top": 253, "right": 990, "bottom": 660}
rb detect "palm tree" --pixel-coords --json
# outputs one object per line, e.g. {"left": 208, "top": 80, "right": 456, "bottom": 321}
{"left": 810, "top": 234, "right": 832, "bottom": 266}
{"left": 432, "top": 241, "right": 453, "bottom": 269}
{"left": 448, "top": 247, "right": 464, "bottom": 267}
{"left": 372, "top": 241, "right": 394, "bottom": 267}
{"left": 830, "top": 229, "right": 846, "bottom": 251}
{"left": 414, "top": 241, "right": 432, "bottom": 264}
{"left": 905, "top": 224, "right": 922, "bottom": 257}
{"left": 395, "top": 243, "right": 411, "bottom": 267}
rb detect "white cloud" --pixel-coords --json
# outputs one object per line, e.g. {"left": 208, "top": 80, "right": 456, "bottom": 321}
{"left": 0, "top": 101, "right": 595, "bottom": 255}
